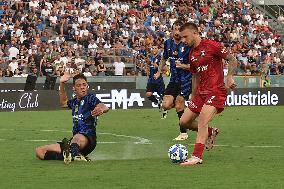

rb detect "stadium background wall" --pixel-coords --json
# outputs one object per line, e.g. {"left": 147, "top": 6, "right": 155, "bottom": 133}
{"left": 0, "top": 88, "right": 284, "bottom": 112}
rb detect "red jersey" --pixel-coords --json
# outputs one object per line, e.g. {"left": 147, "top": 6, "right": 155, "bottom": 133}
{"left": 189, "top": 39, "right": 229, "bottom": 95}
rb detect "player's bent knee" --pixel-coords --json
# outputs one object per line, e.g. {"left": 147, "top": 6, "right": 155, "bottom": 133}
{"left": 175, "top": 98, "right": 185, "bottom": 110}
{"left": 163, "top": 102, "right": 172, "bottom": 110}
{"left": 72, "top": 134, "right": 88, "bottom": 147}
{"left": 35, "top": 147, "right": 46, "bottom": 160}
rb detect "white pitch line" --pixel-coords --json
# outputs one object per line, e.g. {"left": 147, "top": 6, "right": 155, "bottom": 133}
{"left": 187, "top": 143, "right": 282, "bottom": 148}
{"left": 24, "top": 139, "right": 57, "bottom": 142}
{"left": 40, "top": 129, "right": 70, "bottom": 133}
{"left": 0, "top": 129, "right": 282, "bottom": 148}
{"left": 246, "top": 145, "right": 282, "bottom": 148}
{"left": 99, "top": 132, "right": 152, "bottom": 145}
{"left": 40, "top": 130, "right": 152, "bottom": 144}
{"left": 0, "top": 129, "right": 152, "bottom": 145}
{"left": 23, "top": 140, "right": 137, "bottom": 144}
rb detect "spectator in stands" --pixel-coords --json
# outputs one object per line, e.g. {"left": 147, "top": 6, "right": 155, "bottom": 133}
{"left": 42, "top": 61, "right": 56, "bottom": 90}
{"left": 83, "top": 67, "right": 92, "bottom": 77}
{"left": 113, "top": 57, "right": 125, "bottom": 76}
{"left": 0, "top": 0, "right": 283, "bottom": 79}
{"left": 13, "top": 68, "right": 22, "bottom": 77}
{"left": 8, "top": 44, "right": 19, "bottom": 60}
{"left": 0, "top": 68, "right": 3, "bottom": 77}
{"left": 8, "top": 57, "right": 19, "bottom": 74}
{"left": 97, "top": 58, "right": 107, "bottom": 76}
{"left": 278, "top": 14, "right": 284, "bottom": 24}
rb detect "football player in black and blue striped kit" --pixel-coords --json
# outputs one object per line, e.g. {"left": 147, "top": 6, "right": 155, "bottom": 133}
{"left": 35, "top": 73, "right": 109, "bottom": 164}
{"left": 145, "top": 45, "right": 165, "bottom": 109}
{"left": 154, "top": 20, "right": 193, "bottom": 141}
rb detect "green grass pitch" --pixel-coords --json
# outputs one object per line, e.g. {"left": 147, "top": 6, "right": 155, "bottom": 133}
{"left": 0, "top": 106, "right": 284, "bottom": 189}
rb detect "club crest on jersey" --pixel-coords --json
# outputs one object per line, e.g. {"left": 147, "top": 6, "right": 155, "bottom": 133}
{"left": 181, "top": 47, "right": 184, "bottom": 52}
{"left": 80, "top": 100, "right": 85, "bottom": 106}
{"left": 200, "top": 50, "right": 206, "bottom": 57}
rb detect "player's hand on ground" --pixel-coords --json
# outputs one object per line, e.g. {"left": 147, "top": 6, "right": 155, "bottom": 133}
{"left": 226, "top": 75, "right": 237, "bottom": 90}
{"left": 91, "top": 106, "right": 104, "bottom": 116}
{"left": 60, "top": 72, "right": 72, "bottom": 83}
{"left": 154, "top": 72, "right": 161, "bottom": 80}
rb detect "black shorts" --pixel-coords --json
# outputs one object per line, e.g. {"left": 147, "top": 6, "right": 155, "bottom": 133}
{"left": 59, "top": 133, "right": 97, "bottom": 156}
{"left": 146, "top": 82, "right": 165, "bottom": 97}
{"left": 164, "top": 82, "right": 191, "bottom": 100}
{"left": 164, "top": 82, "right": 181, "bottom": 98}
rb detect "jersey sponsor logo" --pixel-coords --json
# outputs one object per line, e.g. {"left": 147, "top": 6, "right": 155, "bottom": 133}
{"left": 181, "top": 46, "right": 184, "bottom": 52}
{"left": 73, "top": 114, "right": 84, "bottom": 121}
{"left": 196, "top": 64, "right": 208, "bottom": 72}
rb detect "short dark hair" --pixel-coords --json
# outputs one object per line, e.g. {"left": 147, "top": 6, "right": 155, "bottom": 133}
{"left": 180, "top": 22, "right": 199, "bottom": 32}
{"left": 172, "top": 20, "right": 184, "bottom": 29}
{"left": 73, "top": 73, "right": 87, "bottom": 85}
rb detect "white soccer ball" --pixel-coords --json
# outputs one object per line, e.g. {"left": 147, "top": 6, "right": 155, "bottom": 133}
{"left": 168, "top": 144, "right": 188, "bottom": 163}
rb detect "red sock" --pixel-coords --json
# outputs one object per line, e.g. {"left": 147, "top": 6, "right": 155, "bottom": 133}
{"left": 208, "top": 127, "right": 213, "bottom": 137}
{"left": 192, "top": 143, "right": 205, "bottom": 159}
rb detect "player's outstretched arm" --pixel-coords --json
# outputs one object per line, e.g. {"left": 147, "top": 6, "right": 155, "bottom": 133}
{"left": 225, "top": 54, "right": 237, "bottom": 90}
{"left": 154, "top": 57, "right": 166, "bottom": 79}
{"left": 59, "top": 72, "right": 71, "bottom": 108}
{"left": 91, "top": 103, "right": 109, "bottom": 117}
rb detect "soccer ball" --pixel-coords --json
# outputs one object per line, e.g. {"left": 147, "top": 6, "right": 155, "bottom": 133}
{"left": 168, "top": 144, "right": 188, "bottom": 163}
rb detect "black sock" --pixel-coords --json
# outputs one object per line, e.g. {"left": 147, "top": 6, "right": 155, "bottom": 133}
{"left": 44, "top": 151, "right": 64, "bottom": 160}
{"left": 177, "top": 110, "right": 187, "bottom": 133}
{"left": 147, "top": 95, "right": 158, "bottom": 104}
{"left": 70, "top": 143, "right": 80, "bottom": 157}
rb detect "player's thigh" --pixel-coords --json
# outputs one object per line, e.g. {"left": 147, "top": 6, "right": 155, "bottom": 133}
{"left": 180, "top": 107, "right": 199, "bottom": 128}
{"left": 175, "top": 95, "right": 185, "bottom": 111}
{"left": 199, "top": 104, "right": 218, "bottom": 127}
{"left": 71, "top": 133, "right": 89, "bottom": 149}
{"left": 163, "top": 95, "right": 175, "bottom": 109}
{"left": 35, "top": 143, "right": 61, "bottom": 157}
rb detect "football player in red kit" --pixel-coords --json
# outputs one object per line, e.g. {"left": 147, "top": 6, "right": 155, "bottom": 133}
{"left": 179, "top": 22, "right": 237, "bottom": 165}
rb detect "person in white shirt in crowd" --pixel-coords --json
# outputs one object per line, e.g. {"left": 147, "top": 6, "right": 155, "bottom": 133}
{"left": 83, "top": 68, "right": 92, "bottom": 77}
{"left": 8, "top": 57, "right": 19, "bottom": 73}
{"left": 88, "top": 39, "right": 98, "bottom": 53}
{"left": 12, "top": 68, "right": 22, "bottom": 77}
{"left": 41, "top": 6, "right": 50, "bottom": 23}
{"left": 113, "top": 57, "right": 125, "bottom": 76}
{"left": 8, "top": 45, "right": 19, "bottom": 60}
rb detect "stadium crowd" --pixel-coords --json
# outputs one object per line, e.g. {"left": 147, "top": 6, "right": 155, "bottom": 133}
{"left": 0, "top": 0, "right": 284, "bottom": 80}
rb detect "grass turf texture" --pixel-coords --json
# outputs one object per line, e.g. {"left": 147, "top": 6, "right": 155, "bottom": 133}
{"left": 0, "top": 106, "right": 284, "bottom": 189}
